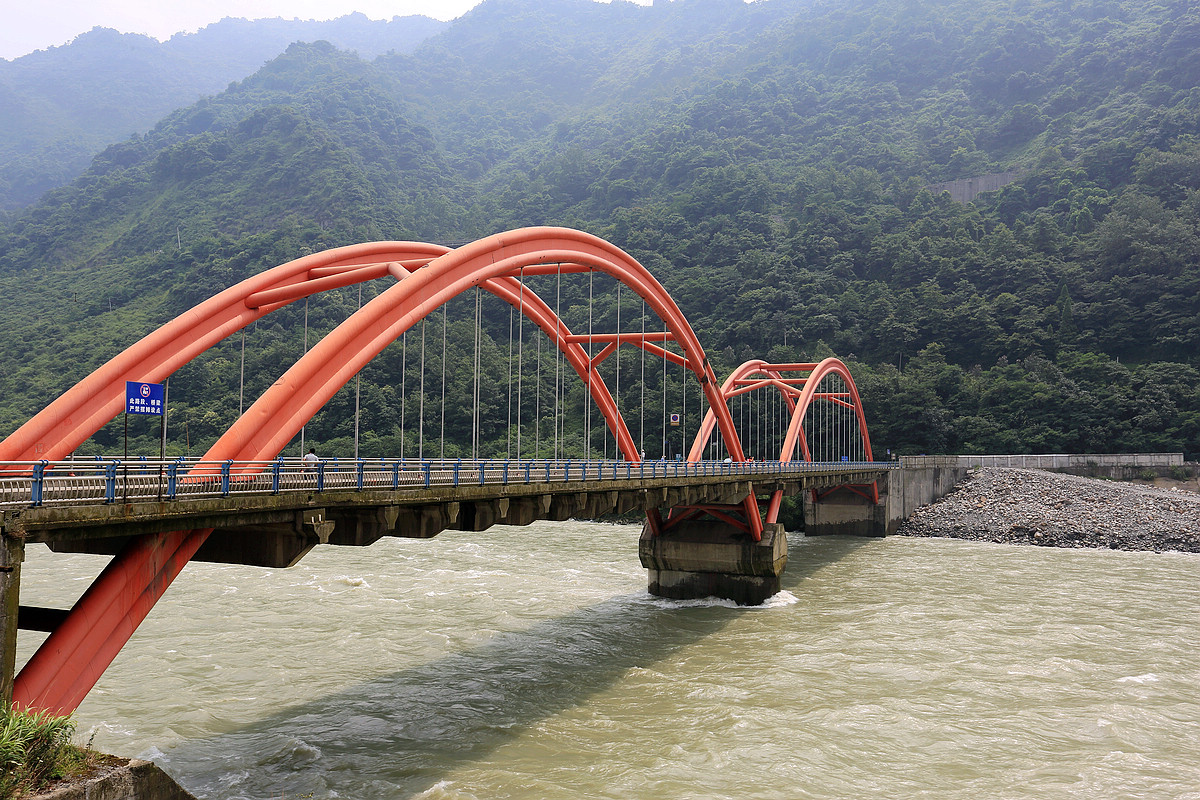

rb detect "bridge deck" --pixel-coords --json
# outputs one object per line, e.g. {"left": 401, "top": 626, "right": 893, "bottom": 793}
{"left": 2, "top": 458, "right": 895, "bottom": 555}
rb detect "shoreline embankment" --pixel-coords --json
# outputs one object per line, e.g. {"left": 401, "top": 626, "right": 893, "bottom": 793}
{"left": 897, "top": 467, "right": 1200, "bottom": 552}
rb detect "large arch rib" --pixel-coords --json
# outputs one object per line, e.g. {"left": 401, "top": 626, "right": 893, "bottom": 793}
{"left": 8, "top": 227, "right": 753, "bottom": 714}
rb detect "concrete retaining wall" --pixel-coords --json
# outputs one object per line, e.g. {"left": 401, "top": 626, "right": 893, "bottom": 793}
{"left": 883, "top": 458, "right": 969, "bottom": 533}
{"left": 926, "top": 170, "right": 1021, "bottom": 203}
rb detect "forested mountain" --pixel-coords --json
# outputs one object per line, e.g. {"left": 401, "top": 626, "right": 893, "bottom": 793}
{"left": 0, "top": 14, "right": 445, "bottom": 210}
{"left": 1, "top": 0, "right": 1197, "bottom": 460}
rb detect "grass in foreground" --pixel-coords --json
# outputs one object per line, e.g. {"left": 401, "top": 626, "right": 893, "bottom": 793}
{"left": 0, "top": 704, "right": 98, "bottom": 799}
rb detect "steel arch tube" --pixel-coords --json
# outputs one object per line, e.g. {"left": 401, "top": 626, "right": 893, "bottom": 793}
{"left": 688, "top": 358, "right": 878, "bottom": 523}
{"left": 7, "top": 227, "right": 755, "bottom": 714}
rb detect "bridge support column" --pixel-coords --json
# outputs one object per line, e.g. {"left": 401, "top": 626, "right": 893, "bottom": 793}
{"left": 1, "top": 528, "right": 22, "bottom": 705}
{"left": 803, "top": 489, "right": 888, "bottom": 537}
{"left": 639, "top": 521, "right": 786, "bottom": 606}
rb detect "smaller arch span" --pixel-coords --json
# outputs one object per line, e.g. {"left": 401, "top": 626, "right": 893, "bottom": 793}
{"left": 688, "top": 357, "right": 877, "bottom": 524}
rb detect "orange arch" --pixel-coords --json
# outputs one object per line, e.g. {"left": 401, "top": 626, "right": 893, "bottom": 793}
{"left": 688, "top": 358, "right": 877, "bottom": 522}
{"left": 10, "top": 227, "right": 758, "bottom": 715}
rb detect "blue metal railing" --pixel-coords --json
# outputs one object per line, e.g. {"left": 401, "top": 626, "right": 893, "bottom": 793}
{"left": 0, "top": 456, "right": 898, "bottom": 511}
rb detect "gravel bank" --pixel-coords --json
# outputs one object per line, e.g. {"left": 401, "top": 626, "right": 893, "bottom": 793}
{"left": 897, "top": 468, "right": 1200, "bottom": 553}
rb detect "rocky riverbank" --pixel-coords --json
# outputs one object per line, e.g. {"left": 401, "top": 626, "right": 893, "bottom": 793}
{"left": 897, "top": 467, "right": 1200, "bottom": 553}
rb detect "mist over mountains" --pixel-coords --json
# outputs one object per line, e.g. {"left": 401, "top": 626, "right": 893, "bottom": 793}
{"left": 0, "top": 13, "right": 446, "bottom": 209}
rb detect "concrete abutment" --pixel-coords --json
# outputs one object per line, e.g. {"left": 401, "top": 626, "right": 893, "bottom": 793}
{"left": 804, "top": 460, "right": 969, "bottom": 537}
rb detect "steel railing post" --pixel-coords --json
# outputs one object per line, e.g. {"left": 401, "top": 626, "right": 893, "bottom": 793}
{"left": 104, "top": 461, "right": 119, "bottom": 503}
{"left": 30, "top": 460, "right": 47, "bottom": 507}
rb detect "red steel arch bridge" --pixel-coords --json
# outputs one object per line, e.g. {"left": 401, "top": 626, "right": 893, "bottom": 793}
{"left": 0, "top": 227, "right": 892, "bottom": 716}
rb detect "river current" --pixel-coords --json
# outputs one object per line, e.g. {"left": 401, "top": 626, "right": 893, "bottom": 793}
{"left": 16, "top": 522, "right": 1200, "bottom": 799}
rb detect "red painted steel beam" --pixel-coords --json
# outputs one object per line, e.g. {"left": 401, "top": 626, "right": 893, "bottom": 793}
{"left": 563, "top": 332, "right": 675, "bottom": 343}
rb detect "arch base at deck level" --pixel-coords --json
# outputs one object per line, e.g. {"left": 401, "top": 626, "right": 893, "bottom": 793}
{"left": 638, "top": 521, "right": 787, "bottom": 606}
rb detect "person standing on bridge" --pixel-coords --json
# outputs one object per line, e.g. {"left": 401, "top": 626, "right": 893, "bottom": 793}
{"left": 304, "top": 447, "right": 319, "bottom": 472}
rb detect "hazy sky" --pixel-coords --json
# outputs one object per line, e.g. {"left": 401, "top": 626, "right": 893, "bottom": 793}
{"left": 1, "top": 0, "right": 485, "bottom": 61}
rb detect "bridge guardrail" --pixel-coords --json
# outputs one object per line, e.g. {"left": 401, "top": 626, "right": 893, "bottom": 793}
{"left": 0, "top": 457, "right": 898, "bottom": 511}
{"left": 900, "top": 453, "right": 1185, "bottom": 469}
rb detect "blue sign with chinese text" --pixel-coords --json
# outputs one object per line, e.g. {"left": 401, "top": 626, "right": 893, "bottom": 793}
{"left": 125, "top": 381, "right": 164, "bottom": 415}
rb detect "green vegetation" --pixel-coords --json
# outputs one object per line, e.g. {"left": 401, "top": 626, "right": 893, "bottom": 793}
{"left": 0, "top": 704, "right": 93, "bottom": 799}
{"left": 0, "top": 0, "right": 1197, "bottom": 460}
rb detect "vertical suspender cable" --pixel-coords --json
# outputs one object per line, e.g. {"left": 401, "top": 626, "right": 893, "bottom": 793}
{"left": 614, "top": 283, "right": 620, "bottom": 461}
{"left": 440, "top": 303, "right": 447, "bottom": 460}
{"left": 682, "top": 358, "right": 687, "bottom": 460}
{"left": 536, "top": 320, "right": 542, "bottom": 458}
{"left": 847, "top": 378, "right": 852, "bottom": 461}
{"left": 507, "top": 304, "right": 514, "bottom": 459}
{"left": 419, "top": 318, "right": 426, "bottom": 460}
{"left": 400, "top": 330, "right": 407, "bottom": 460}
{"left": 662, "top": 334, "right": 667, "bottom": 459}
{"left": 239, "top": 329, "right": 246, "bottom": 416}
{"left": 753, "top": 384, "right": 758, "bottom": 461}
{"left": 587, "top": 271, "right": 593, "bottom": 459}
{"left": 300, "top": 297, "right": 309, "bottom": 456}
{"left": 472, "top": 287, "right": 481, "bottom": 460}
{"left": 555, "top": 267, "right": 562, "bottom": 460}
{"left": 537, "top": 314, "right": 542, "bottom": 455}
{"left": 772, "top": 384, "right": 777, "bottom": 461}
{"left": 738, "top": 390, "right": 743, "bottom": 460}
{"left": 640, "top": 298, "right": 645, "bottom": 459}
{"left": 355, "top": 284, "right": 362, "bottom": 461}
{"left": 517, "top": 268, "right": 524, "bottom": 457}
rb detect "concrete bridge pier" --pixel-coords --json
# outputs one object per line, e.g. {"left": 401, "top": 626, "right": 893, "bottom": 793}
{"left": 639, "top": 521, "right": 787, "bottom": 606}
{"left": 804, "top": 490, "right": 889, "bottom": 537}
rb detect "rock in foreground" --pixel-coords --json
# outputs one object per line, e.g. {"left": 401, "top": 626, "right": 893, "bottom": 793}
{"left": 897, "top": 468, "right": 1200, "bottom": 552}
